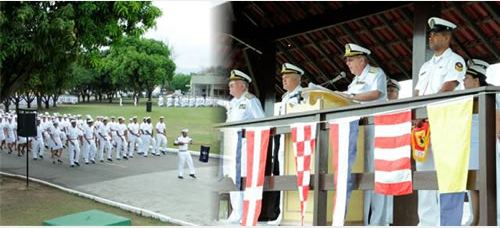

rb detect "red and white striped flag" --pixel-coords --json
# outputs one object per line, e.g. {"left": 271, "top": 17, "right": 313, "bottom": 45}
{"left": 290, "top": 122, "right": 317, "bottom": 225}
{"left": 241, "top": 127, "right": 271, "bottom": 226}
{"left": 374, "top": 109, "right": 413, "bottom": 195}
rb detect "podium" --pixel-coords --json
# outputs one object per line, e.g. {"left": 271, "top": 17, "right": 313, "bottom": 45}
{"left": 285, "top": 89, "right": 356, "bottom": 114}
{"left": 279, "top": 89, "right": 366, "bottom": 225}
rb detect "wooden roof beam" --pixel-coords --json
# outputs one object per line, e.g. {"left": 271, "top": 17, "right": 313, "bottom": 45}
{"left": 450, "top": 2, "right": 500, "bottom": 59}
{"left": 269, "top": 2, "right": 410, "bottom": 40}
{"left": 357, "top": 19, "right": 409, "bottom": 78}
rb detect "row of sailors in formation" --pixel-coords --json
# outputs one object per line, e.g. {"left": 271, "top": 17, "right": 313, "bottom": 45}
{"left": 159, "top": 96, "right": 223, "bottom": 107}
{"left": 0, "top": 112, "right": 169, "bottom": 167}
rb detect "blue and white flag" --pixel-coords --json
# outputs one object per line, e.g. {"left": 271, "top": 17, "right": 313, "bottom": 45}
{"left": 329, "top": 116, "right": 360, "bottom": 226}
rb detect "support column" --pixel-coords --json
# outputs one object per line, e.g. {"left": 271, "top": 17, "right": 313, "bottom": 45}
{"left": 478, "top": 92, "right": 497, "bottom": 225}
{"left": 244, "top": 40, "right": 277, "bottom": 116}
{"left": 411, "top": 2, "right": 441, "bottom": 97}
{"left": 313, "top": 117, "right": 329, "bottom": 225}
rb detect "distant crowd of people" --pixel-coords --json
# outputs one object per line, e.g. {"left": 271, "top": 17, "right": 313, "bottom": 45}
{"left": 158, "top": 96, "right": 224, "bottom": 108}
{"left": 0, "top": 112, "right": 169, "bottom": 167}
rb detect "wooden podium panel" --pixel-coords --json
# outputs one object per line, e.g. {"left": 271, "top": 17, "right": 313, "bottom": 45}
{"left": 280, "top": 90, "right": 365, "bottom": 225}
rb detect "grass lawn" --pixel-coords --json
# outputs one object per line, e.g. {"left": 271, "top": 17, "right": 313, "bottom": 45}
{"left": 0, "top": 175, "right": 173, "bottom": 226}
{"left": 44, "top": 99, "right": 226, "bottom": 154}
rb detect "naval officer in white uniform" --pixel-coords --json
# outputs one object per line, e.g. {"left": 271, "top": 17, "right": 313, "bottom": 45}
{"left": 224, "top": 69, "right": 265, "bottom": 223}
{"left": 342, "top": 43, "right": 390, "bottom": 226}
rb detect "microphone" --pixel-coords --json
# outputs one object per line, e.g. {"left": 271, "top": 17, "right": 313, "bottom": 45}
{"left": 320, "top": 72, "right": 346, "bottom": 87}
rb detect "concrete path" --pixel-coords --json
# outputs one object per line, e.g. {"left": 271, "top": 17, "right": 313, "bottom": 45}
{"left": 0, "top": 149, "right": 221, "bottom": 225}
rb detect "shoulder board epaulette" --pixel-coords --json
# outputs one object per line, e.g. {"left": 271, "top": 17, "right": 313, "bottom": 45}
{"left": 368, "top": 66, "right": 378, "bottom": 74}
{"left": 245, "top": 93, "right": 255, "bottom": 99}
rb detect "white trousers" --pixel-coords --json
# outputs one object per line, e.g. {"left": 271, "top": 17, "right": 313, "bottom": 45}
{"left": 32, "top": 138, "right": 44, "bottom": 158}
{"left": 416, "top": 145, "right": 440, "bottom": 226}
{"left": 141, "top": 135, "right": 152, "bottom": 155}
{"left": 113, "top": 136, "right": 127, "bottom": 158}
{"left": 99, "top": 138, "right": 112, "bottom": 160}
{"left": 68, "top": 140, "right": 80, "bottom": 165}
{"left": 83, "top": 139, "right": 97, "bottom": 162}
{"left": 155, "top": 134, "right": 167, "bottom": 154}
{"left": 178, "top": 151, "right": 195, "bottom": 176}
{"left": 128, "top": 135, "right": 141, "bottom": 157}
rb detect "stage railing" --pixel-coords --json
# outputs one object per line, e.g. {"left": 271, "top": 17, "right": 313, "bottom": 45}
{"left": 215, "top": 86, "right": 499, "bottom": 226}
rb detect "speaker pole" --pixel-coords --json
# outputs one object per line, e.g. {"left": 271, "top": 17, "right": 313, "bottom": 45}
{"left": 26, "top": 136, "right": 29, "bottom": 188}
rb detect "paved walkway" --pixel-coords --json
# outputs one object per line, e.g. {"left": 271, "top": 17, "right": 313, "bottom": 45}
{"left": 0, "top": 148, "right": 221, "bottom": 225}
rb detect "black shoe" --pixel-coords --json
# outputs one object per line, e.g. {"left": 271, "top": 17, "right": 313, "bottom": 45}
{"left": 75, "top": 162, "right": 80, "bottom": 166}
{"left": 52, "top": 161, "right": 56, "bottom": 164}
{"left": 123, "top": 156, "right": 128, "bottom": 160}
{"left": 57, "top": 159, "right": 63, "bottom": 163}
{"left": 143, "top": 155, "right": 148, "bottom": 157}
{"left": 100, "top": 160, "right": 104, "bottom": 163}
{"left": 91, "top": 160, "right": 96, "bottom": 164}
{"left": 161, "top": 151, "right": 166, "bottom": 155}
{"left": 70, "top": 165, "right": 75, "bottom": 167}
{"left": 33, "top": 158, "right": 37, "bottom": 160}
{"left": 129, "top": 156, "right": 133, "bottom": 158}
{"left": 189, "top": 174, "right": 197, "bottom": 179}
{"left": 85, "top": 162, "right": 89, "bottom": 165}
{"left": 107, "top": 158, "right": 113, "bottom": 162}
{"left": 178, "top": 176, "right": 183, "bottom": 179}
{"left": 39, "top": 155, "right": 44, "bottom": 159}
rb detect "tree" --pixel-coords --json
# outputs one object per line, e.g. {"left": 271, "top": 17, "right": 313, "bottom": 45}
{"left": 0, "top": 1, "right": 161, "bottom": 103}
{"left": 104, "top": 37, "right": 176, "bottom": 102}
{"left": 170, "top": 73, "right": 192, "bottom": 92}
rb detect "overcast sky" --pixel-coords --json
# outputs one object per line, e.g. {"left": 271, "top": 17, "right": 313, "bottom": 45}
{"left": 144, "top": 1, "right": 221, "bottom": 74}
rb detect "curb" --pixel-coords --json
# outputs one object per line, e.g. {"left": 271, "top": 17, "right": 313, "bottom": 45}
{"left": 0, "top": 171, "right": 197, "bottom": 226}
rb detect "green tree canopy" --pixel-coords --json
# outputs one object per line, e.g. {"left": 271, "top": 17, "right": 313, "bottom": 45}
{"left": 170, "top": 73, "right": 192, "bottom": 92}
{"left": 0, "top": 1, "right": 161, "bottom": 102}
{"left": 104, "top": 37, "right": 176, "bottom": 101}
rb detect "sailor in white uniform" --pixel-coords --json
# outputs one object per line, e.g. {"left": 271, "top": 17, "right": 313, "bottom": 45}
{"left": 414, "top": 17, "right": 466, "bottom": 226}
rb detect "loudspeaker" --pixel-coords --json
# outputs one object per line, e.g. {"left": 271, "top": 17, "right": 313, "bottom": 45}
{"left": 17, "top": 113, "right": 37, "bottom": 137}
{"left": 199, "top": 145, "right": 210, "bottom": 163}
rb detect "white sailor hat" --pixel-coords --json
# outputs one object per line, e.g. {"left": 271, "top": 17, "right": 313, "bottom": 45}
{"left": 344, "top": 43, "right": 371, "bottom": 57}
{"left": 387, "top": 79, "right": 400, "bottom": 90}
{"left": 87, "top": 119, "right": 94, "bottom": 123}
{"left": 281, "top": 63, "right": 304, "bottom": 76}
{"left": 132, "top": 116, "right": 137, "bottom": 119}
{"left": 181, "top": 128, "right": 189, "bottom": 133}
{"left": 428, "top": 17, "right": 457, "bottom": 33}
{"left": 118, "top": 116, "right": 124, "bottom": 120}
{"left": 467, "top": 59, "right": 489, "bottom": 77}
{"left": 159, "top": 116, "right": 164, "bottom": 119}
{"left": 70, "top": 119, "right": 77, "bottom": 123}
{"left": 103, "top": 117, "right": 109, "bottom": 121}
{"left": 229, "top": 69, "right": 252, "bottom": 83}
{"left": 110, "top": 116, "right": 115, "bottom": 119}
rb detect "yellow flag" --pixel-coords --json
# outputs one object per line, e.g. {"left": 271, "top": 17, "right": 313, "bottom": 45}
{"left": 427, "top": 96, "right": 473, "bottom": 193}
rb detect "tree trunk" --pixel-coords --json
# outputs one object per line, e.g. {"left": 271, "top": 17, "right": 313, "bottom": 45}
{"left": 52, "top": 94, "right": 58, "bottom": 107}
{"left": 108, "top": 92, "right": 113, "bottom": 103}
{"left": 147, "top": 90, "right": 152, "bottom": 102}
{"left": 36, "top": 94, "right": 42, "bottom": 110}
{"left": 3, "top": 99, "right": 10, "bottom": 112}
{"left": 43, "top": 96, "right": 50, "bottom": 109}
{"left": 98, "top": 93, "right": 102, "bottom": 102}
{"left": 11, "top": 96, "right": 20, "bottom": 111}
